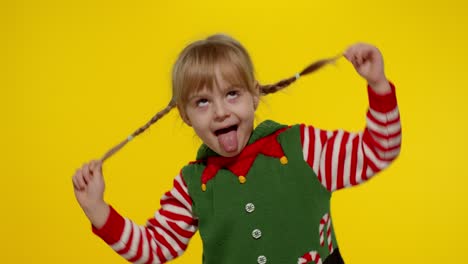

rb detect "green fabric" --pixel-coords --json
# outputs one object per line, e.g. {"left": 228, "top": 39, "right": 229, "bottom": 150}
{"left": 183, "top": 120, "right": 338, "bottom": 264}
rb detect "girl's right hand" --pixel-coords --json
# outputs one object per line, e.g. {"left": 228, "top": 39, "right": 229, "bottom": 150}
{"left": 72, "top": 160, "right": 110, "bottom": 228}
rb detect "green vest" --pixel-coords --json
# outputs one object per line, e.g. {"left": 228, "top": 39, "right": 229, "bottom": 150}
{"left": 182, "top": 120, "right": 339, "bottom": 264}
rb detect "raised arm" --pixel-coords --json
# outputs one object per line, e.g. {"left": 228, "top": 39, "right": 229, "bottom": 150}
{"left": 300, "top": 43, "right": 401, "bottom": 192}
{"left": 301, "top": 83, "right": 401, "bottom": 191}
{"left": 73, "top": 161, "right": 198, "bottom": 263}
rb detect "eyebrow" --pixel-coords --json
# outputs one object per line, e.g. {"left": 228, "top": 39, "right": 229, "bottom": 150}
{"left": 188, "top": 85, "right": 239, "bottom": 101}
{"left": 220, "top": 84, "right": 243, "bottom": 92}
{"left": 188, "top": 89, "right": 211, "bottom": 102}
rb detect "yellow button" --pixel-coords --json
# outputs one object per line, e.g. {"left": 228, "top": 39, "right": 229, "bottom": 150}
{"left": 280, "top": 156, "right": 288, "bottom": 165}
{"left": 201, "top": 183, "right": 207, "bottom": 192}
{"left": 238, "top": 176, "right": 247, "bottom": 184}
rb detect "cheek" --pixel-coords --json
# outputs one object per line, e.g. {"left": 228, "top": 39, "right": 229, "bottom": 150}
{"left": 192, "top": 127, "right": 205, "bottom": 139}
{"left": 185, "top": 107, "right": 204, "bottom": 124}
{"left": 244, "top": 108, "right": 254, "bottom": 121}
{"left": 190, "top": 116, "right": 211, "bottom": 136}
{"left": 190, "top": 124, "right": 209, "bottom": 143}
{"left": 243, "top": 102, "right": 256, "bottom": 119}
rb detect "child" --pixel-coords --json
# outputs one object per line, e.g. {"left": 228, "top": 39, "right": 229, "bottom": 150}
{"left": 72, "top": 34, "right": 401, "bottom": 264}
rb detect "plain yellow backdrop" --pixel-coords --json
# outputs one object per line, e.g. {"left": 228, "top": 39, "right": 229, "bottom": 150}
{"left": 2, "top": 0, "right": 467, "bottom": 263}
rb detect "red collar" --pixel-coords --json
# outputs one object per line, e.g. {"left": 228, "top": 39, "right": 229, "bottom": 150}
{"left": 195, "top": 127, "right": 289, "bottom": 190}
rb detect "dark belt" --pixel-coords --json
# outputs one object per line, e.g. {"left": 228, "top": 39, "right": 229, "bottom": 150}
{"left": 324, "top": 248, "right": 345, "bottom": 264}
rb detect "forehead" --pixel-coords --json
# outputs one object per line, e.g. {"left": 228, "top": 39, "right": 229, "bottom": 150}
{"left": 184, "top": 62, "right": 246, "bottom": 98}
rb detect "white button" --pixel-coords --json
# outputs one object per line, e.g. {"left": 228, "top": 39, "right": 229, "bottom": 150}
{"left": 257, "top": 255, "right": 267, "bottom": 264}
{"left": 252, "top": 229, "right": 262, "bottom": 239}
{"left": 245, "top": 203, "right": 255, "bottom": 213}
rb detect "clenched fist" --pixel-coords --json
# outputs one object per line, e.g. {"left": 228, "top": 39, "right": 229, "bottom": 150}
{"left": 344, "top": 43, "right": 391, "bottom": 94}
{"left": 72, "top": 160, "right": 109, "bottom": 228}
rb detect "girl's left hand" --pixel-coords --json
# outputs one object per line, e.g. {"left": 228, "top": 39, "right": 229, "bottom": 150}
{"left": 344, "top": 43, "right": 390, "bottom": 93}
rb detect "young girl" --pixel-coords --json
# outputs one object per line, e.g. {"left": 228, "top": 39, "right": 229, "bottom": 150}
{"left": 72, "top": 34, "right": 401, "bottom": 264}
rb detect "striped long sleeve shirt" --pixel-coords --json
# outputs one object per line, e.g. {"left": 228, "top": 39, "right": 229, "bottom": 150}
{"left": 93, "top": 83, "right": 401, "bottom": 263}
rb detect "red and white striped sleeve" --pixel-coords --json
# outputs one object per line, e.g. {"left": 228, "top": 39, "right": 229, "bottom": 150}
{"left": 300, "top": 82, "right": 401, "bottom": 192}
{"left": 92, "top": 173, "right": 198, "bottom": 263}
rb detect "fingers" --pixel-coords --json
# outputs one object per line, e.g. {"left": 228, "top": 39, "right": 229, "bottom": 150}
{"left": 90, "top": 160, "right": 103, "bottom": 174}
{"left": 90, "top": 160, "right": 103, "bottom": 181}
{"left": 344, "top": 43, "right": 376, "bottom": 67}
{"left": 72, "top": 168, "right": 86, "bottom": 191}
{"left": 82, "top": 163, "right": 92, "bottom": 184}
{"left": 344, "top": 45, "right": 361, "bottom": 67}
{"left": 72, "top": 171, "right": 80, "bottom": 190}
{"left": 72, "top": 160, "right": 102, "bottom": 191}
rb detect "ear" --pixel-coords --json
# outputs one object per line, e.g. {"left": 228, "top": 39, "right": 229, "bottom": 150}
{"left": 177, "top": 106, "right": 192, "bottom": 127}
{"left": 253, "top": 80, "right": 260, "bottom": 110}
{"left": 253, "top": 93, "right": 259, "bottom": 110}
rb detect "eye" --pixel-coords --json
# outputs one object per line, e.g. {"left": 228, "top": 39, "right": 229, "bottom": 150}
{"left": 196, "top": 98, "right": 209, "bottom": 107}
{"left": 226, "top": 90, "right": 239, "bottom": 99}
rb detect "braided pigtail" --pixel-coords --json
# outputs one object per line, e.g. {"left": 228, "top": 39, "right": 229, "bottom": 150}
{"left": 259, "top": 54, "right": 342, "bottom": 95}
{"left": 100, "top": 99, "right": 176, "bottom": 162}
{"left": 100, "top": 54, "right": 342, "bottom": 162}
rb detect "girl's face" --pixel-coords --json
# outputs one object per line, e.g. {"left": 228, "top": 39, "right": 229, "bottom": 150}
{"left": 182, "top": 71, "right": 258, "bottom": 157}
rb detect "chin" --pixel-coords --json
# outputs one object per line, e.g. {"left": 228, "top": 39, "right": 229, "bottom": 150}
{"left": 221, "top": 150, "right": 240, "bottom": 157}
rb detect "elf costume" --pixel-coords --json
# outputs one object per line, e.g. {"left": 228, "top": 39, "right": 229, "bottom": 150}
{"left": 92, "top": 83, "right": 400, "bottom": 264}
{"left": 182, "top": 120, "right": 342, "bottom": 264}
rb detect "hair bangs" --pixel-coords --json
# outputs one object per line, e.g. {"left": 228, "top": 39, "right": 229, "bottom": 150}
{"left": 178, "top": 43, "right": 252, "bottom": 106}
{"left": 214, "top": 55, "right": 250, "bottom": 91}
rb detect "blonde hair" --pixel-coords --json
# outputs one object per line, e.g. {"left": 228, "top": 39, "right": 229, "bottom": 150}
{"left": 173, "top": 34, "right": 257, "bottom": 118}
{"left": 100, "top": 34, "right": 340, "bottom": 162}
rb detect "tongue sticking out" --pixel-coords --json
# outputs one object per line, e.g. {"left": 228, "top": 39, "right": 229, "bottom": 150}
{"left": 217, "top": 129, "right": 238, "bottom": 153}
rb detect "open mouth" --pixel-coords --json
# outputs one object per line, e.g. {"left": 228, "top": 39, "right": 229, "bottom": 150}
{"left": 214, "top": 125, "right": 238, "bottom": 136}
{"left": 214, "top": 125, "right": 239, "bottom": 153}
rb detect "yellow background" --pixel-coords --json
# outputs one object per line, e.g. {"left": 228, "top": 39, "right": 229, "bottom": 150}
{"left": 2, "top": 0, "right": 467, "bottom": 263}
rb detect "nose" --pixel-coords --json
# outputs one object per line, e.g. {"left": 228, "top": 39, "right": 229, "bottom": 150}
{"left": 213, "top": 100, "right": 230, "bottom": 121}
